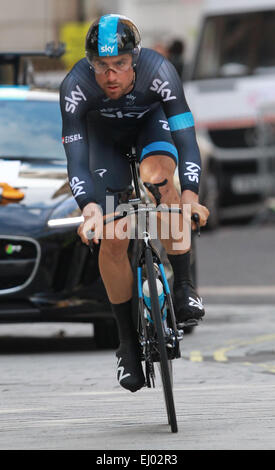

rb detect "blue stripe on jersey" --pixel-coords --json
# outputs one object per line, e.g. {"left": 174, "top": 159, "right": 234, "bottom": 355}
{"left": 140, "top": 141, "right": 178, "bottom": 161}
{"left": 98, "top": 15, "right": 119, "bottom": 56}
{"left": 168, "top": 112, "right": 194, "bottom": 131}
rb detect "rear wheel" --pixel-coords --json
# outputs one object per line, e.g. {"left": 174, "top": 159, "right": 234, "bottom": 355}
{"left": 145, "top": 247, "right": 178, "bottom": 433}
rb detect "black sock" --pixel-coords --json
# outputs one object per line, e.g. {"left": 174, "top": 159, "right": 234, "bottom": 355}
{"left": 110, "top": 299, "right": 136, "bottom": 344}
{"left": 167, "top": 251, "right": 192, "bottom": 291}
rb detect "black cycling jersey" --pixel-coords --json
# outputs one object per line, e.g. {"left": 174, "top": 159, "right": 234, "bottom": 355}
{"left": 60, "top": 48, "right": 201, "bottom": 211}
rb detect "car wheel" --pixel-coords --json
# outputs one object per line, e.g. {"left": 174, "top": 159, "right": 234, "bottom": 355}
{"left": 94, "top": 318, "right": 119, "bottom": 349}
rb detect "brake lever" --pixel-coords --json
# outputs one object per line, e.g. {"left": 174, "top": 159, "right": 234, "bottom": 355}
{"left": 143, "top": 179, "right": 168, "bottom": 206}
{"left": 191, "top": 213, "right": 201, "bottom": 236}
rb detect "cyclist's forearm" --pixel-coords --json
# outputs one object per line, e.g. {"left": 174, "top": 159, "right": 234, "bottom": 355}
{"left": 157, "top": 58, "right": 202, "bottom": 195}
{"left": 173, "top": 127, "right": 202, "bottom": 195}
{"left": 180, "top": 189, "right": 199, "bottom": 204}
{"left": 63, "top": 137, "right": 95, "bottom": 209}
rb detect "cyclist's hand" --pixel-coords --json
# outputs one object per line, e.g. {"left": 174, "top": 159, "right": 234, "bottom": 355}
{"left": 190, "top": 201, "right": 209, "bottom": 230}
{"left": 77, "top": 202, "right": 103, "bottom": 246}
{"left": 181, "top": 190, "right": 210, "bottom": 230}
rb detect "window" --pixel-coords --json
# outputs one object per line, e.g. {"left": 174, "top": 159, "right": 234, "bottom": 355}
{"left": 0, "top": 100, "right": 64, "bottom": 160}
{"left": 193, "top": 11, "right": 275, "bottom": 79}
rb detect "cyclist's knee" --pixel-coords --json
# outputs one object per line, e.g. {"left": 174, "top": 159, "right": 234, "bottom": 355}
{"left": 140, "top": 155, "right": 175, "bottom": 185}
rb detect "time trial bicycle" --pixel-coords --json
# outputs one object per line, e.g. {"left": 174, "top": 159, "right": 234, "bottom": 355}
{"left": 87, "top": 146, "right": 201, "bottom": 433}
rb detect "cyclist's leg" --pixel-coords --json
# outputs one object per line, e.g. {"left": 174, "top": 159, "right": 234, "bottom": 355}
{"left": 140, "top": 155, "right": 187, "bottom": 251}
{"left": 137, "top": 106, "right": 205, "bottom": 324}
{"left": 137, "top": 105, "right": 187, "bottom": 254}
{"left": 87, "top": 118, "right": 145, "bottom": 391}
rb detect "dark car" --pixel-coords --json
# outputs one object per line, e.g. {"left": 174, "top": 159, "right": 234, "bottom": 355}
{"left": 0, "top": 85, "right": 121, "bottom": 348}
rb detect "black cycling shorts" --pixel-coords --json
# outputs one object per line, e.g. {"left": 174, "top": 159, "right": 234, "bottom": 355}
{"left": 86, "top": 104, "right": 178, "bottom": 214}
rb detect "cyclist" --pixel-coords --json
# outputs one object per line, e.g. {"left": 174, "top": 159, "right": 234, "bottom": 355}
{"left": 60, "top": 14, "right": 209, "bottom": 393}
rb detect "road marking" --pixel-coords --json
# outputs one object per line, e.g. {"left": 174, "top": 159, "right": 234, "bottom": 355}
{"left": 213, "top": 348, "right": 228, "bottom": 362}
{"left": 190, "top": 350, "right": 203, "bottom": 362}
{"left": 199, "top": 286, "right": 275, "bottom": 296}
{"left": 212, "top": 334, "right": 275, "bottom": 374}
{"left": 183, "top": 325, "right": 275, "bottom": 373}
{"left": 204, "top": 304, "right": 275, "bottom": 316}
{"left": 0, "top": 408, "right": 43, "bottom": 414}
{"left": 258, "top": 363, "right": 275, "bottom": 374}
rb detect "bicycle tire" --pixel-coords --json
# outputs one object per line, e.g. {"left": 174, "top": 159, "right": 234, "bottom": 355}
{"left": 144, "top": 246, "right": 178, "bottom": 433}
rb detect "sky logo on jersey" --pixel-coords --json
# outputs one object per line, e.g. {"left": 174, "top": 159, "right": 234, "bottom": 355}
{"left": 65, "top": 85, "right": 87, "bottom": 114}
{"left": 126, "top": 93, "right": 136, "bottom": 106}
{"left": 98, "top": 15, "right": 119, "bottom": 56}
{"left": 70, "top": 177, "right": 86, "bottom": 197}
{"left": 100, "top": 108, "right": 150, "bottom": 119}
{"left": 150, "top": 79, "right": 176, "bottom": 102}
{"left": 184, "top": 162, "right": 201, "bottom": 184}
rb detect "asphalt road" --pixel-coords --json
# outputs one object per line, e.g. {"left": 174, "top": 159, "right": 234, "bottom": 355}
{"left": 197, "top": 222, "right": 275, "bottom": 304}
{"left": 0, "top": 223, "right": 274, "bottom": 451}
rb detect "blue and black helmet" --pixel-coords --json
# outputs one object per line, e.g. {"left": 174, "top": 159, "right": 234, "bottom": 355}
{"left": 85, "top": 14, "right": 141, "bottom": 66}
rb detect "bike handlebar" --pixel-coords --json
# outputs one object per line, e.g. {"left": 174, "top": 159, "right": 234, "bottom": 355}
{"left": 86, "top": 206, "right": 201, "bottom": 250}
{"left": 191, "top": 212, "right": 201, "bottom": 236}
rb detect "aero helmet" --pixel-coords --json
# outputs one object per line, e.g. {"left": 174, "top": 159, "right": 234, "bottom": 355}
{"left": 85, "top": 14, "right": 141, "bottom": 67}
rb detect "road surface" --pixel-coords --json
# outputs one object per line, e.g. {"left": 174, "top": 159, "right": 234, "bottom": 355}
{"left": 0, "top": 224, "right": 274, "bottom": 450}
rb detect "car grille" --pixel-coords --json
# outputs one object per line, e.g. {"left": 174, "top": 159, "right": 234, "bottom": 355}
{"left": 0, "top": 236, "right": 41, "bottom": 294}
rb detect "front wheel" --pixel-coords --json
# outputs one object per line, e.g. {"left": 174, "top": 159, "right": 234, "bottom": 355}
{"left": 144, "top": 247, "right": 178, "bottom": 433}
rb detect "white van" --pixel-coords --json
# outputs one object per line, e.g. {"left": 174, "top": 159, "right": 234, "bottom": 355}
{"left": 185, "top": 0, "right": 275, "bottom": 222}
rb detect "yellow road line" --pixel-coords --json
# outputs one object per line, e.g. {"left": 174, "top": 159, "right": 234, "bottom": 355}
{"left": 213, "top": 334, "right": 275, "bottom": 363}
{"left": 190, "top": 350, "right": 203, "bottom": 362}
{"left": 257, "top": 363, "right": 275, "bottom": 374}
{"left": 213, "top": 348, "right": 229, "bottom": 362}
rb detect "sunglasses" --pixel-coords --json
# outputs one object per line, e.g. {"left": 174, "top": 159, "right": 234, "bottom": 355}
{"left": 91, "top": 56, "right": 133, "bottom": 74}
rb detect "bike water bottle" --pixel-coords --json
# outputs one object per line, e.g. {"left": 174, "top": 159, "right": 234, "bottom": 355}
{"left": 143, "top": 279, "right": 166, "bottom": 322}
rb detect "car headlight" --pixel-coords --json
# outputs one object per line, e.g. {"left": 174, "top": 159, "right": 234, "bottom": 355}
{"left": 47, "top": 197, "right": 83, "bottom": 227}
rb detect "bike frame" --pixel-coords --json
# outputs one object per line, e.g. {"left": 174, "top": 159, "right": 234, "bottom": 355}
{"left": 86, "top": 147, "right": 200, "bottom": 433}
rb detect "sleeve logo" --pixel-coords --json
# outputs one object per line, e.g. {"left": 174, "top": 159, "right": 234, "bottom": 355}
{"left": 150, "top": 79, "right": 176, "bottom": 102}
{"left": 62, "top": 134, "right": 83, "bottom": 144}
{"left": 65, "top": 85, "right": 87, "bottom": 114}
{"left": 70, "top": 176, "right": 86, "bottom": 197}
{"left": 184, "top": 162, "right": 201, "bottom": 183}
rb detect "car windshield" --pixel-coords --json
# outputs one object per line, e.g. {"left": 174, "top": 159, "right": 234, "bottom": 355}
{"left": 193, "top": 10, "right": 275, "bottom": 79}
{"left": 0, "top": 100, "right": 65, "bottom": 160}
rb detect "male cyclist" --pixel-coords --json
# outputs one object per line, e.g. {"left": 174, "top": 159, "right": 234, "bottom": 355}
{"left": 60, "top": 14, "right": 209, "bottom": 393}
